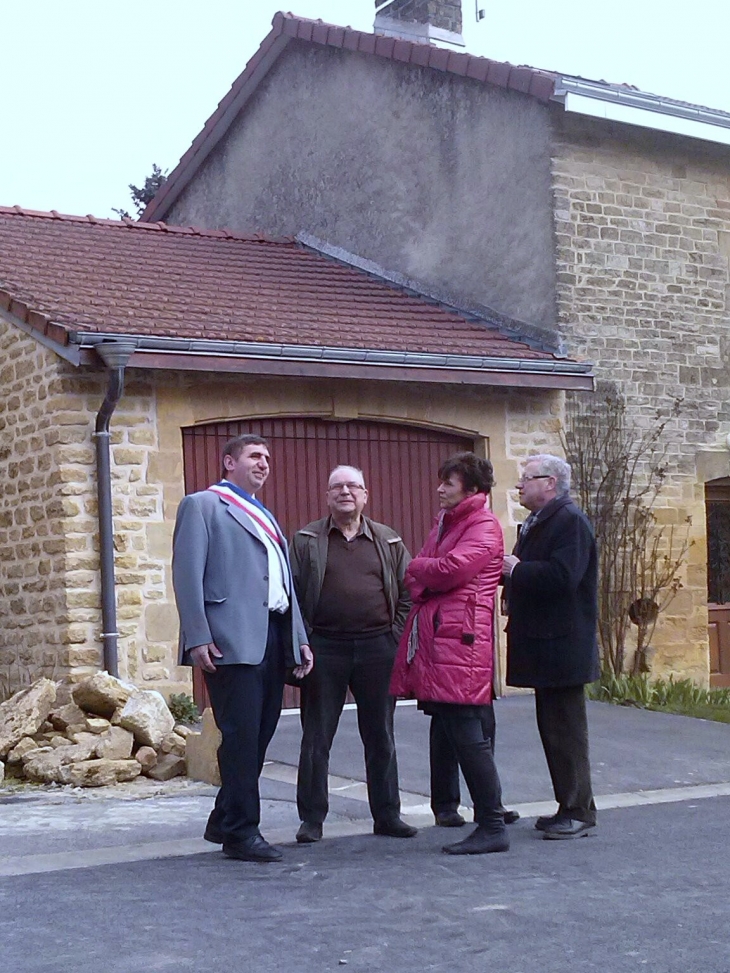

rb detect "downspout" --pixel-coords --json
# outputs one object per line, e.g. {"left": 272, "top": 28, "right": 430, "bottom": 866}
{"left": 93, "top": 339, "right": 138, "bottom": 677}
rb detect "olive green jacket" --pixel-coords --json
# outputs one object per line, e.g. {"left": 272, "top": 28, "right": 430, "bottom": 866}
{"left": 289, "top": 516, "right": 412, "bottom": 640}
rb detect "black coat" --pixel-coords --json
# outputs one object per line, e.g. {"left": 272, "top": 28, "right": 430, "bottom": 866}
{"left": 505, "top": 495, "right": 600, "bottom": 689}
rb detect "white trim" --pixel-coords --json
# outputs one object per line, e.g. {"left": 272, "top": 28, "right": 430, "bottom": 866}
{"left": 563, "top": 90, "right": 730, "bottom": 147}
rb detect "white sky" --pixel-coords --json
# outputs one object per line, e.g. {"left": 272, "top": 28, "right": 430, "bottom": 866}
{"left": 3, "top": 0, "right": 729, "bottom": 218}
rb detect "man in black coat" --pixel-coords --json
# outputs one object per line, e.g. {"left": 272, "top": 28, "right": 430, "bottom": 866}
{"left": 503, "top": 454, "right": 600, "bottom": 839}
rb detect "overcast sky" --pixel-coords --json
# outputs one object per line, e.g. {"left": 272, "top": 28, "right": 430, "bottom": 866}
{"left": 3, "top": 0, "right": 728, "bottom": 218}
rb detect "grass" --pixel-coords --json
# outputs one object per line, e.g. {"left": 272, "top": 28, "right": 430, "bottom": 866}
{"left": 587, "top": 671, "right": 730, "bottom": 723}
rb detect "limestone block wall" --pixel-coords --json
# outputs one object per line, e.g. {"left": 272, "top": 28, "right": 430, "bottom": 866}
{"left": 551, "top": 115, "right": 730, "bottom": 682}
{"left": 0, "top": 322, "right": 71, "bottom": 697}
{"left": 0, "top": 326, "right": 168, "bottom": 699}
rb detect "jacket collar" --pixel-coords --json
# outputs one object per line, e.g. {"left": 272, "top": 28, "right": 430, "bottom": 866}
{"left": 441, "top": 492, "right": 487, "bottom": 527}
{"left": 529, "top": 493, "right": 573, "bottom": 524}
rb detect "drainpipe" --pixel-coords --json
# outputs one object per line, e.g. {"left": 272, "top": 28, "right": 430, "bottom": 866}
{"left": 93, "top": 339, "right": 138, "bottom": 677}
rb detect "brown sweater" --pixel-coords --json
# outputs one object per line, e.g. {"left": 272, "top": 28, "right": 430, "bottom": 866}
{"left": 312, "top": 527, "right": 391, "bottom": 638}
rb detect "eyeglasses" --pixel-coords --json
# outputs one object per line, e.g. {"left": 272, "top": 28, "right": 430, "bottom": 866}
{"left": 517, "top": 474, "right": 551, "bottom": 483}
{"left": 327, "top": 482, "right": 366, "bottom": 493}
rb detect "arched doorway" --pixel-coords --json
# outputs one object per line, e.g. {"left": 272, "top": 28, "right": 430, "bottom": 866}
{"left": 181, "top": 416, "right": 476, "bottom": 707}
{"left": 706, "top": 477, "right": 730, "bottom": 687}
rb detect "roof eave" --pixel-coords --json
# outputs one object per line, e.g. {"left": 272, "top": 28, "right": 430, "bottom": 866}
{"left": 552, "top": 77, "right": 730, "bottom": 147}
{"left": 73, "top": 332, "right": 594, "bottom": 390}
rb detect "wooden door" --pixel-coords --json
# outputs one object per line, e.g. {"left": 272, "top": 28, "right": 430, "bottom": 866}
{"left": 181, "top": 416, "right": 474, "bottom": 708}
{"left": 706, "top": 478, "right": 730, "bottom": 687}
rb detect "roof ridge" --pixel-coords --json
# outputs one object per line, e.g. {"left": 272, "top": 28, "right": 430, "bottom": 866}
{"left": 0, "top": 206, "right": 294, "bottom": 244}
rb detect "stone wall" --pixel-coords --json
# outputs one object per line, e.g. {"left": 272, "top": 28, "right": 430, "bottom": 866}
{"left": 551, "top": 114, "right": 730, "bottom": 682}
{"left": 0, "top": 322, "right": 71, "bottom": 697}
{"left": 0, "top": 325, "right": 169, "bottom": 700}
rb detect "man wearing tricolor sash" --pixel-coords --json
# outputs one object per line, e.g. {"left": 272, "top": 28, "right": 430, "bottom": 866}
{"left": 172, "top": 433, "right": 313, "bottom": 863}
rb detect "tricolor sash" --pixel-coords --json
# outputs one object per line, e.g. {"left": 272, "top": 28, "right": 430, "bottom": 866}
{"left": 207, "top": 484, "right": 283, "bottom": 548}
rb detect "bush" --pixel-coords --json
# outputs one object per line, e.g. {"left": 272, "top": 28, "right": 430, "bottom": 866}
{"left": 168, "top": 692, "right": 201, "bottom": 724}
{"left": 587, "top": 671, "right": 730, "bottom": 722}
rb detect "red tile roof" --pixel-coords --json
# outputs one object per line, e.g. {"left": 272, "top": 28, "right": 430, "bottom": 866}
{"left": 0, "top": 206, "right": 557, "bottom": 362}
{"left": 142, "top": 11, "right": 557, "bottom": 223}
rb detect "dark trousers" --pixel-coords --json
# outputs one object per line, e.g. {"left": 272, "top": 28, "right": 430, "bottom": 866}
{"left": 297, "top": 631, "right": 401, "bottom": 826}
{"left": 203, "top": 614, "right": 286, "bottom": 841}
{"left": 535, "top": 684, "right": 596, "bottom": 825}
{"left": 430, "top": 706, "right": 505, "bottom": 816}
{"left": 429, "top": 706, "right": 505, "bottom": 832}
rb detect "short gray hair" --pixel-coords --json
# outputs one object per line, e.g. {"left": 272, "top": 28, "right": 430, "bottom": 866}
{"left": 527, "top": 454, "right": 571, "bottom": 495}
{"left": 328, "top": 465, "right": 366, "bottom": 489}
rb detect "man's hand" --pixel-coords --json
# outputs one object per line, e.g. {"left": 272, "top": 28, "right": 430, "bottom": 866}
{"left": 291, "top": 644, "right": 314, "bottom": 680}
{"left": 502, "top": 554, "right": 520, "bottom": 577}
{"left": 190, "top": 642, "right": 223, "bottom": 673}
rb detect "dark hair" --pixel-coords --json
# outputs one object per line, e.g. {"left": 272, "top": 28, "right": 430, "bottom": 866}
{"left": 438, "top": 452, "right": 494, "bottom": 495}
{"left": 221, "top": 434, "right": 270, "bottom": 477}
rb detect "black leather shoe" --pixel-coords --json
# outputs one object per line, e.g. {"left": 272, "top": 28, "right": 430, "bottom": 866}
{"left": 296, "top": 821, "right": 323, "bottom": 843}
{"left": 435, "top": 811, "right": 466, "bottom": 828}
{"left": 542, "top": 816, "right": 596, "bottom": 840}
{"left": 222, "top": 834, "right": 283, "bottom": 862}
{"left": 503, "top": 809, "right": 520, "bottom": 825}
{"left": 204, "top": 824, "right": 224, "bottom": 844}
{"left": 373, "top": 818, "right": 418, "bottom": 838}
{"left": 534, "top": 813, "right": 560, "bottom": 832}
{"left": 442, "top": 826, "right": 509, "bottom": 856}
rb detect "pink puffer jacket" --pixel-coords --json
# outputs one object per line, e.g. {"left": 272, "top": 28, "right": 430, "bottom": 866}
{"left": 389, "top": 492, "right": 504, "bottom": 706}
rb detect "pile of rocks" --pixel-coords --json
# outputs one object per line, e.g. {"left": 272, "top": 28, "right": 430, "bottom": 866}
{"left": 0, "top": 673, "right": 193, "bottom": 788}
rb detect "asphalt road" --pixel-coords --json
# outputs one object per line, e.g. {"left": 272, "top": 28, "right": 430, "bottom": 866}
{"left": 2, "top": 697, "right": 730, "bottom": 972}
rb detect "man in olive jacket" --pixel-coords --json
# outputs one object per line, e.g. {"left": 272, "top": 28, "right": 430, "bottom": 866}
{"left": 290, "top": 465, "right": 414, "bottom": 843}
{"left": 503, "top": 453, "right": 600, "bottom": 840}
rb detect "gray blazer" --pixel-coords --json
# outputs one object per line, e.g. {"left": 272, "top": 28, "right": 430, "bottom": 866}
{"left": 172, "top": 489, "right": 308, "bottom": 667}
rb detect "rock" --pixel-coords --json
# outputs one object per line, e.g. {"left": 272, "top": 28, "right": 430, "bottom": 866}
{"left": 66, "top": 731, "right": 101, "bottom": 751}
{"left": 174, "top": 724, "right": 194, "bottom": 738}
{"left": 160, "top": 731, "right": 186, "bottom": 757}
{"left": 95, "top": 726, "right": 134, "bottom": 760}
{"left": 65, "top": 722, "right": 89, "bottom": 737}
{"left": 0, "top": 679, "right": 57, "bottom": 758}
{"left": 52, "top": 680, "right": 74, "bottom": 708}
{"left": 117, "top": 691, "right": 174, "bottom": 749}
{"left": 17, "top": 745, "right": 53, "bottom": 763}
{"left": 184, "top": 708, "right": 221, "bottom": 786}
{"left": 49, "top": 735, "right": 71, "bottom": 748}
{"left": 23, "top": 738, "right": 98, "bottom": 783}
{"left": 72, "top": 672, "right": 135, "bottom": 718}
{"left": 135, "top": 746, "right": 158, "bottom": 771}
{"left": 85, "top": 717, "right": 112, "bottom": 734}
{"left": 6, "top": 737, "right": 39, "bottom": 763}
{"left": 48, "top": 702, "right": 87, "bottom": 731}
{"left": 146, "top": 753, "right": 186, "bottom": 781}
{"left": 62, "top": 758, "right": 141, "bottom": 788}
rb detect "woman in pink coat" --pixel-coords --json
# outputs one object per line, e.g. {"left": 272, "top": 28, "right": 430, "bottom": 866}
{"left": 390, "top": 452, "right": 508, "bottom": 855}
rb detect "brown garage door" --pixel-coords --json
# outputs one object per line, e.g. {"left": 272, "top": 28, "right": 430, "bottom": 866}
{"left": 182, "top": 416, "right": 474, "bottom": 708}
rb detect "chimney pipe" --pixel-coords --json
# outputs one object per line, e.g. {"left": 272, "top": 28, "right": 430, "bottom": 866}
{"left": 374, "top": 0, "right": 465, "bottom": 47}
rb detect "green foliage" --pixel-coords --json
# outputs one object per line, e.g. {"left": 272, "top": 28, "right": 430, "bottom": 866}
{"left": 113, "top": 163, "right": 168, "bottom": 219}
{"left": 587, "top": 670, "right": 730, "bottom": 723}
{"left": 167, "top": 692, "right": 200, "bottom": 724}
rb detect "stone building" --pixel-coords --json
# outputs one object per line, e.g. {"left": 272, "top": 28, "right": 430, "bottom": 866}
{"left": 0, "top": 208, "right": 589, "bottom": 700}
{"left": 142, "top": 4, "right": 730, "bottom": 686}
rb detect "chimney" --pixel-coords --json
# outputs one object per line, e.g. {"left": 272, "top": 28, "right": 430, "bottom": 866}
{"left": 374, "top": 0, "right": 464, "bottom": 48}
